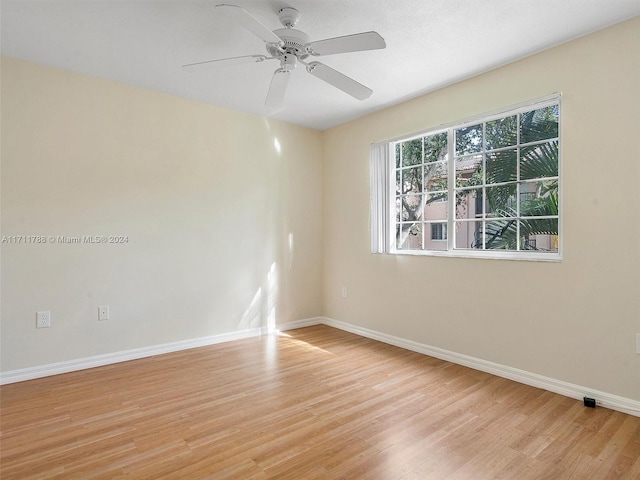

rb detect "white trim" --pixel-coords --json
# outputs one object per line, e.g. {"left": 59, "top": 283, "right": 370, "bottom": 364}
{"left": 0, "top": 318, "right": 324, "bottom": 385}
{"left": 2, "top": 315, "right": 637, "bottom": 418}
{"left": 319, "top": 317, "right": 640, "bottom": 417}
{"left": 277, "top": 317, "right": 326, "bottom": 331}
{"left": 390, "top": 248, "right": 562, "bottom": 262}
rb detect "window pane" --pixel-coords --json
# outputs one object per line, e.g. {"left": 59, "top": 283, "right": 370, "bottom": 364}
{"left": 486, "top": 115, "right": 517, "bottom": 150}
{"left": 454, "top": 221, "right": 483, "bottom": 249}
{"left": 401, "top": 166, "right": 422, "bottom": 194}
{"left": 424, "top": 132, "right": 448, "bottom": 163}
{"left": 519, "top": 190, "right": 537, "bottom": 213}
{"left": 521, "top": 140, "right": 558, "bottom": 180}
{"left": 401, "top": 194, "right": 423, "bottom": 221}
{"left": 486, "top": 149, "right": 517, "bottom": 184}
{"left": 425, "top": 162, "right": 447, "bottom": 192}
{"left": 402, "top": 139, "right": 422, "bottom": 166}
{"left": 520, "top": 105, "right": 559, "bottom": 144}
{"left": 425, "top": 240, "right": 447, "bottom": 251}
{"left": 397, "top": 223, "right": 423, "bottom": 250}
{"left": 486, "top": 184, "right": 517, "bottom": 216}
{"left": 424, "top": 193, "right": 448, "bottom": 221}
{"left": 520, "top": 219, "right": 559, "bottom": 252}
{"left": 520, "top": 181, "right": 558, "bottom": 217}
{"left": 395, "top": 143, "right": 401, "bottom": 168}
{"left": 455, "top": 124, "right": 483, "bottom": 156}
{"left": 425, "top": 223, "right": 448, "bottom": 251}
{"left": 521, "top": 233, "right": 560, "bottom": 252}
{"left": 426, "top": 191, "right": 447, "bottom": 204}
{"left": 455, "top": 155, "right": 482, "bottom": 188}
{"left": 455, "top": 188, "right": 482, "bottom": 219}
{"left": 485, "top": 219, "right": 518, "bottom": 250}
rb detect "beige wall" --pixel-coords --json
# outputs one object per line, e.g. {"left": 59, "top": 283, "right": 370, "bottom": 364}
{"left": 2, "top": 17, "right": 639, "bottom": 402}
{"left": 322, "top": 17, "right": 640, "bottom": 401}
{"left": 1, "top": 57, "right": 323, "bottom": 370}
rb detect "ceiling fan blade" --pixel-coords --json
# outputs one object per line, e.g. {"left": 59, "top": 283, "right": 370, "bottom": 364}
{"left": 182, "top": 55, "right": 268, "bottom": 71}
{"left": 265, "top": 68, "right": 291, "bottom": 107}
{"left": 306, "top": 31, "right": 385, "bottom": 56}
{"left": 216, "top": 4, "right": 283, "bottom": 45}
{"left": 306, "top": 62, "right": 372, "bottom": 100}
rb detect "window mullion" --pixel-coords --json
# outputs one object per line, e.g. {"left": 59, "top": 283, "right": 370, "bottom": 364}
{"left": 482, "top": 174, "right": 486, "bottom": 250}
{"left": 516, "top": 112, "right": 521, "bottom": 251}
{"left": 482, "top": 122, "right": 487, "bottom": 250}
{"left": 419, "top": 138, "right": 423, "bottom": 251}
{"left": 447, "top": 129, "right": 455, "bottom": 252}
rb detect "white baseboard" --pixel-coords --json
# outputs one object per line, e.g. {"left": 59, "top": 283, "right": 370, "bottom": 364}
{"left": 2, "top": 315, "right": 638, "bottom": 417}
{"left": 278, "top": 317, "right": 325, "bottom": 331}
{"left": 0, "top": 318, "right": 325, "bottom": 385}
{"left": 318, "top": 316, "right": 640, "bottom": 418}
{"left": 0, "top": 326, "right": 274, "bottom": 385}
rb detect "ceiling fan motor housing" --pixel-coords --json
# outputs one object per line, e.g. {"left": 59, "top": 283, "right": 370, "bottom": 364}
{"left": 268, "top": 28, "right": 310, "bottom": 59}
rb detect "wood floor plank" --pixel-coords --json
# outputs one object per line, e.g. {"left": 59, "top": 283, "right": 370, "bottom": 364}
{"left": 1, "top": 325, "right": 639, "bottom": 479}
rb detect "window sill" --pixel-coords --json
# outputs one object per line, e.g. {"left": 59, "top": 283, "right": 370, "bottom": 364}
{"left": 389, "top": 249, "right": 562, "bottom": 262}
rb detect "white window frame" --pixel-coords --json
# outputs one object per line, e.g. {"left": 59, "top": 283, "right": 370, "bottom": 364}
{"left": 379, "top": 94, "right": 562, "bottom": 262}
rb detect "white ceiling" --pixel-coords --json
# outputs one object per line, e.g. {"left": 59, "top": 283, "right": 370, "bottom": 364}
{"left": 2, "top": 1, "right": 639, "bottom": 130}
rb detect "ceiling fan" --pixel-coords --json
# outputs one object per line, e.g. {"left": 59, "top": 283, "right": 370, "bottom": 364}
{"left": 183, "top": 4, "right": 386, "bottom": 106}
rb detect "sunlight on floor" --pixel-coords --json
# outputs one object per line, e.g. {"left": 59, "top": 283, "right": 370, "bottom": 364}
{"left": 275, "top": 330, "right": 334, "bottom": 355}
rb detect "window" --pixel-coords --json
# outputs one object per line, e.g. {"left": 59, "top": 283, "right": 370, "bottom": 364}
{"left": 371, "top": 95, "right": 561, "bottom": 260}
{"left": 430, "top": 223, "right": 447, "bottom": 241}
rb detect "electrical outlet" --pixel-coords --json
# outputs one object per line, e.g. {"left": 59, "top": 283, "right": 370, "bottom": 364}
{"left": 98, "top": 306, "right": 109, "bottom": 321}
{"left": 36, "top": 311, "right": 51, "bottom": 328}
{"left": 341, "top": 287, "right": 347, "bottom": 298}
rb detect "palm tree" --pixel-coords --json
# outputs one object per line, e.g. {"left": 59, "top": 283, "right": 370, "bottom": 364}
{"left": 481, "top": 108, "right": 559, "bottom": 251}
{"left": 484, "top": 190, "right": 558, "bottom": 250}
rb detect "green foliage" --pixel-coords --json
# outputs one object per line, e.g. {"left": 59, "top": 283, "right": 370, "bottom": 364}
{"left": 521, "top": 141, "right": 558, "bottom": 182}
{"left": 481, "top": 108, "right": 559, "bottom": 250}
{"left": 521, "top": 105, "right": 559, "bottom": 143}
{"left": 456, "top": 124, "right": 482, "bottom": 155}
{"left": 485, "top": 115, "right": 517, "bottom": 150}
{"left": 484, "top": 192, "right": 558, "bottom": 250}
{"left": 394, "top": 103, "right": 560, "bottom": 251}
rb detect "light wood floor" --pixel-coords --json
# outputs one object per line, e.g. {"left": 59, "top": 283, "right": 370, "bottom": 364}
{"left": 1, "top": 325, "right": 639, "bottom": 479}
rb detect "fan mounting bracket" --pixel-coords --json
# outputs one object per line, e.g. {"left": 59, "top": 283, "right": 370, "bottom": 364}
{"left": 278, "top": 7, "right": 300, "bottom": 28}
